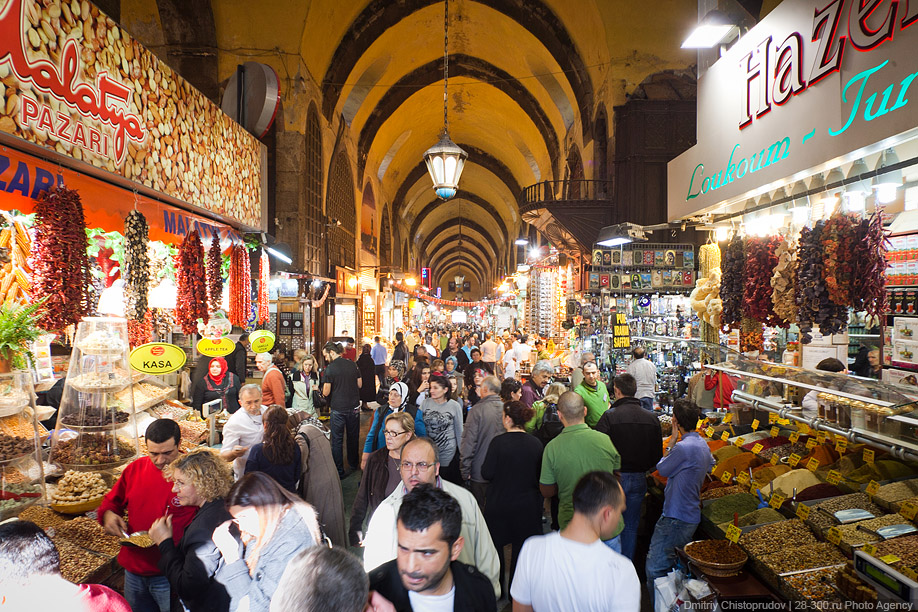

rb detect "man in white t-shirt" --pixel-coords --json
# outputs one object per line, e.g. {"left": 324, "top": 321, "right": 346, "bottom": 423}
{"left": 219, "top": 384, "right": 267, "bottom": 479}
{"left": 511, "top": 471, "right": 640, "bottom": 612}
{"left": 479, "top": 333, "right": 502, "bottom": 374}
{"left": 626, "top": 347, "right": 658, "bottom": 411}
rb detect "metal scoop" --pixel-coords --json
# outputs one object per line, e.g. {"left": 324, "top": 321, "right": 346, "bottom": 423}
{"left": 119, "top": 530, "right": 155, "bottom": 548}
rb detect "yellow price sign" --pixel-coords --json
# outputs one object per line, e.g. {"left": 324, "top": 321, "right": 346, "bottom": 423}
{"left": 725, "top": 524, "right": 742, "bottom": 543}
{"left": 807, "top": 458, "right": 820, "bottom": 472}
{"left": 866, "top": 480, "right": 881, "bottom": 496}
{"left": 903, "top": 567, "right": 918, "bottom": 582}
{"left": 721, "top": 431, "right": 730, "bottom": 441}
{"left": 835, "top": 439, "right": 848, "bottom": 453}
{"left": 881, "top": 554, "right": 902, "bottom": 565}
{"left": 863, "top": 543, "right": 878, "bottom": 557}
{"left": 769, "top": 492, "right": 786, "bottom": 509}
{"left": 789, "top": 432, "right": 800, "bottom": 444}
{"left": 696, "top": 419, "right": 704, "bottom": 430}
{"left": 827, "top": 527, "right": 842, "bottom": 545}
{"left": 770, "top": 426, "right": 780, "bottom": 437}
{"left": 751, "top": 419, "right": 760, "bottom": 431}
{"left": 737, "top": 472, "right": 750, "bottom": 487}
{"left": 796, "top": 503, "right": 810, "bottom": 520}
{"left": 751, "top": 443, "right": 764, "bottom": 454}
{"left": 901, "top": 501, "right": 918, "bottom": 521}
{"left": 806, "top": 437, "right": 819, "bottom": 450}
{"left": 817, "top": 431, "right": 827, "bottom": 444}
{"left": 734, "top": 437, "right": 746, "bottom": 447}
{"left": 826, "top": 470, "right": 842, "bottom": 485}
{"left": 769, "top": 412, "right": 778, "bottom": 424}
{"left": 788, "top": 453, "right": 802, "bottom": 467}
{"left": 721, "top": 471, "right": 733, "bottom": 484}
{"left": 723, "top": 412, "right": 733, "bottom": 424}
{"left": 770, "top": 454, "right": 780, "bottom": 466}
{"left": 798, "top": 424, "right": 810, "bottom": 435}
{"left": 864, "top": 449, "right": 875, "bottom": 464}
{"left": 705, "top": 427, "right": 715, "bottom": 438}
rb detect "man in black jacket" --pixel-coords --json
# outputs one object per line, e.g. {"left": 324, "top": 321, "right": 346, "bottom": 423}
{"left": 228, "top": 333, "right": 249, "bottom": 383}
{"left": 595, "top": 373, "right": 663, "bottom": 561}
{"left": 369, "top": 484, "right": 496, "bottom": 611}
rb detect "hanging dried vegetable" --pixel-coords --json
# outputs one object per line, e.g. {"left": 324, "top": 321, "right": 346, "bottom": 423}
{"left": 228, "top": 245, "right": 251, "bottom": 328}
{"left": 796, "top": 222, "right": 847, "bottom": 343}
{"left": 740, "top": 316, "right": 764, "bottom": 352}
{"left": 123, "top": 211, "right": 150, "bottom": 321}
{"left": 207, "top": 236, "right": 223, "bottom": 313}
{"left": 150, "top": 308, "right": 173, "bottom": 338}
{"left": 770, "top": 235, "right": 798, "bottom": 325}
{"left": 127, "top": 311, "right": 152, "bottom": 348}
{"left": 720, "top": 235, "right": 745, "bottom": 328}
{"left": 175, "top": 230, "right": 208, "bottom": 335}
{"left": 257, "top": 248, "right": 269, "bottom": 324}
{"left": 29, "top": 186, "right": 91, "bottom": 331}
{"left": 743, "top": 236, "right": 782, "bottom": 326}
{"left": 821, "top": 214, "right": 857, "bottom": 306}
{"left": 851, "top": 211, "right": 890, "bottom": 317}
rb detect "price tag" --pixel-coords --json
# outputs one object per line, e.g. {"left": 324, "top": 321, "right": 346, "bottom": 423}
{"left": 866, "top": 480, "right": 881, "bottom": 496}
{"left": 796, "top": 503, "right": 811, "bottom": 520}
{"left": 751, "top": 443, "right": 764, "bottom": 455}
{"left": 817, "top": 431, "right": 827, "bottom": 444}
{"left": 864, "top": 449, "right": 875, "bottom": 464}
{"left": 881, "top": 554, "right": 902, "bottom": 565}
{"left": 770, "top": 426, "right": 780, "bottom": 437}
{"left": 827, "top": 470, "right": 842, "bottom": 485}
{"left": 733, "top": 437, "right": 745, "bottom": 448}
{"left": 798, "top": 424, "right": 810, "bottom": 435}
{"left": 721, "top": 470, "right": 732, "bottom": 484}
{"left": 836, "top": 439, "right": 848, "bottom": 453}
{"left": 807, "top": 458, "right": 820, "bottom": 472}
{"left": 725, "top": 524, "right": 742, "bottom": 543}
{"left": 769, "top": 492, "right": 786, "bottom": 509}
{"left": 903, "top": 567, "right": 918, "bottom": 582}
{"left": 697, "top": 419, "right": 704, "bottom": 430}
{"left": 788, "top": 453, "right": 802, "bottom": 467}
{"left": 705, "top": 427, "right": 715, "bottom": 438}
{"left": 827, "top": 527, "right": 842, "bottom": 545}
{"left": 901, "top": 501, "right": 918, "bottom": 521}
{"left": 721, "top": 431, "right": 730, "bottom": 441}
{"left": 789, "top": 431, "right": 800, "bottom": 444}
{"left": 737, "top": 472, "right": 750, "bottom": 487}
{"left": 863, "top": 543, "right": 878, "bottom": 557}
{"left": 770, "top": 454, "right": 780, "bottom": 466}
{"left": 751, "top": 418, "right": 760, "bottom": 431}
{"left": 806, "top": 437, "right": 819, "bottom": 450}
{"left": 769, "top": 412, "right": 778, "bottom": 424}
{"left": 723, "top": 413, "right": 733, "bottom": 424}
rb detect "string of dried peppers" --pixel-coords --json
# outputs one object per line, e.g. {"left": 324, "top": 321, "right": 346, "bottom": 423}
{"left": 175, "top": 230, "right": 208, "bottom": 335}
{"left": 257, "top": 249, "right": 269, "bottom": 324}
{"left": 743, "top": 236, "right": 783, "bottom": 327}
{"left": 851, "top": 211, "right": 890, "bottom": 317}
{"left": 228, "top": 245, "right": 251, "bottom": 328}
{"left": 720, "top": 234, "right": 745, "bottom": 328}
{"left": 821, "top": 214, "right": 857, "bottom": 306}
{"left": 796, "top": 221, "right": 848, "bottom": 343}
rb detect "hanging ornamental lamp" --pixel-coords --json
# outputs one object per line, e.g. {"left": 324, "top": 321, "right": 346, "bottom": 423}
{"left": 423, "top": 0, "right": 467, "bottom": 200}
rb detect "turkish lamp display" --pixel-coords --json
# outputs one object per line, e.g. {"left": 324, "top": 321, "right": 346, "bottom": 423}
{"left": 681, "top": 10, "right": 736, "bottom": 48}
{"left": 844, "top": 158, "right": 870, "bottom": 212}
{"left": 424, "top": 131, "right": 468, "bottom": 200}
{"left": 873, "top": 148, "right": 902, "bottom": 205}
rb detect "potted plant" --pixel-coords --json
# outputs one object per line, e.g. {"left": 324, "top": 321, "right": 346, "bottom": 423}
{"left": 0, "top": 300, "right": 45, "bottom": 372}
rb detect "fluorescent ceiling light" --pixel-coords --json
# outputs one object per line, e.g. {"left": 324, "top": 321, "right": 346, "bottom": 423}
{"left": 596, "top": 222, "right": 646, "bottom": 248}
{"left": 514, "top": 239, "right": 528, "bottom": 246}
{"left": 264, "top": 246, "right": 292, "bottom": 265}
{"left": 682, "top": 10, "right": 735, "bottom": 48}
{"left": 597, "top": 237, "right": 632, "bottom": 247}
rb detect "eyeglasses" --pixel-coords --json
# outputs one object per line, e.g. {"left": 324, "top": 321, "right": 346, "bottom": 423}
{"left": 399, "top": 461, "right": 434, "bottom": 472}
{"left": 384, "top": 430, "right": 407, "bottom": 437}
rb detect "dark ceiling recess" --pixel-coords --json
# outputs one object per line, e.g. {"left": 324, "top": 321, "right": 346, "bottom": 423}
{"left": 735, "top": 0, "right": 764, "bottom": 20}
{"left": 409, "top": 192, "right": 509, "bottom": 247}
{"left": 419, "top": 218, "right": 501, "bottom": 259}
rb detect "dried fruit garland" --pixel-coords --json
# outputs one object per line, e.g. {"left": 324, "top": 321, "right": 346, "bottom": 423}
{"left": 796, "top": 222, "right": 848, "bottom": 343}
{"left": 123, "top": 211, "right": 150, "bottom": 321}
{"left": 851, "top": 211, "right": 890, "bottom": 317}
{"left": 743, "top": 236, "right": 783, "bottom": 327}
{"left": 740, "top": 316, "right": 764, "bottom": 352}
{"left": 821, "top": 214, "right": 857, "bottom": 306}
{"left": 228, "top": 245, "right": 252, "bottom": 328}
{"left": 257, "top": 248, "right": 269, "bottom": 324}
{"left": 720, "top": 234, "right": 745, "bottom": 328}
{"left": 770, "top": 236, "right": 798, "bottom": 325}
{"left": 175, "top": 230, "right": 209, "bottom": 335}
{"left": 29, "top": 186, "right": 92, "bottom": 331}
{"left": 127, "top": 311, "right": 153, "bottom": 348}
{"left": 207, "top": 236, "right": 223, "bottom": 313}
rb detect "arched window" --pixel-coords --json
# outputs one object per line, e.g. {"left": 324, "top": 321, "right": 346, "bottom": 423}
{"left": 304, "top": 105, "right": 323, "bottom": 275}
{"left": 380, "top": 206, "right": 392, "bottom": 268}
{"left": 326, "top": 151, "right": 356, "bottom": 270}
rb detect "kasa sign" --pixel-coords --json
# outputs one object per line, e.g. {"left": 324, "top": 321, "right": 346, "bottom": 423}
{"left": 668, "top": 0, "right": 918, "bottom": 220}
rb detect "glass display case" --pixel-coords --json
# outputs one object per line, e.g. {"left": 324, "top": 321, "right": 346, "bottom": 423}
{"left": 0, "top": 370, "right": 47, "bottom": 519}
{"left": 50, "top": 317, "right": 140, "bottom": 473}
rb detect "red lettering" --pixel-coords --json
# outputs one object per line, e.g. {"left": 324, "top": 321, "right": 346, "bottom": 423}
{"left": 89, "top": 128, "right": 102, "bottom": 155}
{"left": 849, "top": 0, "right": 899, "bottom": 50}
{"left": 19, "top": 93, "right": 38, "bottom": 125}
{"left": 36, "top": 106, "right": 53, "bottom": 133}
{"left": 72, "top": 122, "right": 87, "bottom": 148}
{"left": 55, "top": 112, "right": 72, "bottom": 141}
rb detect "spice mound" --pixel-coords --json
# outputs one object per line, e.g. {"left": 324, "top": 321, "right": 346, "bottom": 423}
{"left": 685, "top": 539, "right": 747, "bottom": 565}
{"left": 760, "top": 542, "right": 846, "bottom": 574}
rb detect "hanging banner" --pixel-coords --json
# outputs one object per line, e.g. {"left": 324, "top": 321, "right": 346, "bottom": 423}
{"left": 612, "top": 313, "right": 631, "bottom": 349}
{"left": 196, "top": 337, "right": 235, "bottom": 357}
{"left": 249, "top": 329, "right": 275, "bottom": 353}
{"left": 0, "top": 0, "right": 266, "bottom": 230}
{"left": 129, "top": 342, "right": 187, "bottom": 374}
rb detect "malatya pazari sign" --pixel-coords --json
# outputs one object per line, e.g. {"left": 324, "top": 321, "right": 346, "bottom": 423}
{"left": 0, "top": 0, "right": 266, "bottom": 230}
{"left": 668, "top": 0, "right": 918, "bottom": 221}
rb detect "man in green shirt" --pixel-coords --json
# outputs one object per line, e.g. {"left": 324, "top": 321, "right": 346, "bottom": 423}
{"left": 574, "top": 362, "right": 611, "bottom": 428}
{"left": 539, "top": 391, "right": 624, "bottom": 552}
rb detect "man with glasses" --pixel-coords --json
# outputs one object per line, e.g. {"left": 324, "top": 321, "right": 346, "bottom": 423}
{"left": 362, "top": 437, "right": 501, "bottom": 598}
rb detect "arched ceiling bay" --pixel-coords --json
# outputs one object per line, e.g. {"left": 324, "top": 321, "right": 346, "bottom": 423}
{"left": 437, "top": 260, "right": 486, "bottom": 286}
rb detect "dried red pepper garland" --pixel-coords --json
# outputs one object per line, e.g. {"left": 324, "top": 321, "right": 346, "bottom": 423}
{"left": 821, "top": 213, "right": 857, "bottom": 306}
{"left": 851, "top": 211, "right": 890, "bottom": 317}
{"left": 743, "top": 236, "right": 783, "bottom": 327}
{"left": 29, "top": 185, "right": 92, "bottom": 331}
{"left": 123, "top": 210, "right": 150, "bottom": 321}
{"left": 127, "top": 311, "right": 153, "bottom": 348}
{"left": 796, "top": 222, "right": 848, "bottom": 343}
{"left": 720, "top": 234, "right": 745, "bottom": 328}
{"left": 257, "top": 248, "right": 269, "bottom": 324}
{"left": 228, "top": 245, "right": 251, "bottom": 328}
{"left": 175, "top": 230, "right": 208, "bottom": 335}
{"left": 207, "top": 236, "right": 223, "bottom": 313}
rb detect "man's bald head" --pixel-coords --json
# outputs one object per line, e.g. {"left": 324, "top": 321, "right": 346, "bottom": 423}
{"left": 558, "top": 391, "right": 586, "bottom": 424}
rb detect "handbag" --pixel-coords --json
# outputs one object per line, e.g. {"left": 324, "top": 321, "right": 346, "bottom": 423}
{"left": 311, "top": 388, "right": 327, "bottom": 409}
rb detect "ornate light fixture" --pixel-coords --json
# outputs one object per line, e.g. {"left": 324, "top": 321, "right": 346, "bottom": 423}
{"left": 423, "top": 0, "right": 467, "bottom": 200}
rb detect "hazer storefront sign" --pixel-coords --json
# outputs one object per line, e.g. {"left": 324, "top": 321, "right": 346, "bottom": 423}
{"left": 668, "top": 0, "right": 918, "bottom": 221}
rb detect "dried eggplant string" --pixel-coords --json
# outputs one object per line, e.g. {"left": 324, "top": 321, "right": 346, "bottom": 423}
{"left": 207, "top": 236, "right": 223, "bottom": 313}
{"left": 123, "top": 211, "right": 150, "bottom": 321}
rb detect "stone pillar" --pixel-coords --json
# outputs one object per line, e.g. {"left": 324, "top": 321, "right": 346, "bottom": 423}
{"left": 274, "top": 131, "right": 306, "bottom": 268}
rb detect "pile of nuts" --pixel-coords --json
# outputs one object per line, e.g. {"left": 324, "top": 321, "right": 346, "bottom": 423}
{"left": 759, "top": 542, "right": 846, "bottom": 574}
{"left": 177, "top": 420, "right": 207, "bottom": 443}
{"left": 740, "top": 519, "right": 817, "bottom": 557}
{"left": 18, "top": 505, "right": 66, "bottom": 530}
{"left": 808, "top": 493, "right": 887, "bottom": 531}
{"left": 61, "top": 408, "right": 129, "bottom": 428}
{"left": 50, "top": 434, "right": 135, "bottom": 466}
{"left": 54, "top": 537, "right": 109, "bottom": 584}
{"left": 51, "top": 470, "right": 109, "bottom": 504}
{"left": 685, "top": 539, "right": 747, "bottom": 565}
{"left": 835, "top": 514, "right": 913, "bottom": 548}
{"left": 782, "top": 567, "right": 844, "bottom": 602}
{"left": 53, "top": 516, "right": 121, "bottom": 556}
{"left": 0, "top": 432, "right": 34, "bottom": 461}
{"left": 875, "top": 534, "right": 918, "bottom": 569}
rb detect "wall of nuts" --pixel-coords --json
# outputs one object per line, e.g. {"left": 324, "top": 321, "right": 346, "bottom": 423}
{"left": 0, "top": 0, "right": 264, "bottom": 230}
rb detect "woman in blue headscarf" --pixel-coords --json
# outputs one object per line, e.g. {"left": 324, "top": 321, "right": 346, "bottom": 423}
{"left": 360, "top": 381, "right": 426, "bottom": 469}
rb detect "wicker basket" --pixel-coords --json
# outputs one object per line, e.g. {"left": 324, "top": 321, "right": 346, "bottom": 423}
{"left": 684, "top": 540, "right": 748, "bottom": 577}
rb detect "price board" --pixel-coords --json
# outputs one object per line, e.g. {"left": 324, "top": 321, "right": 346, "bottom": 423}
{"left": 866, "top": 480, "right": 881, "bottom": 496}
{"left": 734, "top": 437, "right": 745, "bottom": 447}
{"left": 807, "top": 458, "right": 820, "bottom": 472}
{"left": 725, "top": 524, "right": 742, "bottom": 543}
{"left": 901, "top": 501, "right": 918, "bottom": 521}
{"left": 770, "top": 426, "right": 780, "bottom": 437}
{"left": 721, "top": 430, "right": 730, "bottom": 441}
{"left": 827, "top": 470, "right": 842, "bottom": 485}
{"left": 805, "top": 437, "right": 818, "bottom": 450}
{"left": 751, "top": 443, "right": 764, "bottom": 454}
{"left": 770, "top": 454, "right": 780, "bottom": 466}
{"left": 737, "top": 472, "right": 751, "bottom": 487}
{"left": 721, "top": 470, "right": 732, "bottom": 484}
{"left": 836, "top": 439, "right": 848, "bottom": 453}
{"left": 796, "top": 503, "right": 810, "bottom": 520}
{"left": 864, "top": 449, "right": 875, "bottom": 464}
{"left": 769, "top": 412, "right": 778, "bottom": 424}
{"left": 788, "top": 453, "right": 802, "bottom": 467}
{"left": 817, "top": 431, "right": 827, "bottom": 444}
{"left": 751, "top": 418, "right": 760, "bottom": 431}
{"left": 827, "top": 527, "right": 842, "bottom": 545}
{"left": 769, "top": 492, "right": 786, "bottom": 509}
{"left": 789, "top": 431, "right": 800, "bottom": 444}
{"left": 863, "top": 543, "right": 878, "bottom": 557}
{"left": 881, "top": 554, "right": 902, "bottom": 565}
{"left": 705, "top": 427, "right": 715, "bottom": 438}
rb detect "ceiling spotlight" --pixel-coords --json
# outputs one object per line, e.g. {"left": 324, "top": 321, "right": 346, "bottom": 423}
{"left": 596, "top": 222, "right": 647, "bottom": 247}
{"left": 682, "top": 10, "right": 737, "bottom": 49}
{"left": 515, "top": 239, "right": 528, "bottom": 246}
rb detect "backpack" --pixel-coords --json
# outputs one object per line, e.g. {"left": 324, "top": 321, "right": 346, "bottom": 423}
{"left": 534, "top": 401, "right": 563, "bottom": 445}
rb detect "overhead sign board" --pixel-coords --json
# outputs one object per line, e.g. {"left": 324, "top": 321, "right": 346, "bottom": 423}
{"left": 130, "top": 342, "right": 186, "bottom": 374}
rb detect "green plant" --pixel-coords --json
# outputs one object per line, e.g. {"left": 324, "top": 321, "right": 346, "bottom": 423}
{"left": 0, "top": 300, "right": 46, "bottom": 369}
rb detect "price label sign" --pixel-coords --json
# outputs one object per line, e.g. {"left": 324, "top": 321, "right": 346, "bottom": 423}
{"left": 798, "top": 424, "right": 810, "bottom": 435}
{"left": 863, "top": 543, "right": 878, "bottom": 557}
{"left": 901, "top": 501, "right": 918, "bottom": 521}
{"left": 866, "top": 480, "right": 881, "bottom": 496}
{"left": 903, "top": 567, "right": 918, "bottom": 582}
{"left": 807, "top": 458, "right": 820, "bottom": 472}
{"left": 864, "top": 449, "right": 875, "bottom": 464}
{"left": 720, "top": 471, "right": 732, "bottom": 484}
{"left": 835, "top": 439, "right": 848, "bottom": 454}
{"left": 721, "top": 431, "right": 730, "bottom": 442}
{"left": 751, "top": 418, "right": 760, "bottom": 431}
{"left": 881, "top": 554, "right": 902, "bottom": 565}
{"left": 705, "top": 427, "right": 715, "bottom": 438}
{"left": 723, "top": 413, "right": 733, "bottom": 424}
{"left": 697, "top": 419, "right": 704, "bottom": 430}
{"left": 806, "top": 438, "right": 819, "bottom": 450}
{"left": 737, "top": 472, "right": 750, "bottom": 487}
{"left": 788, "top": 453, "right": 802, "bottom": 467}
{"left": 789, "top": 432, "right": 800, "bottom": 444}
{"left": 751, "top": 443, "right": 764, "bottom": 455}
{"left": 734, "top": 437, "right": 746, "bottom": 447}
{"left": 770, "top": 426, "right": 780, "bottom": 438}
{"left": 796, "top": 503, "right": 811, "bottom": 520}
{"left": 817, "top": 431, "right": 827, "bottom": 444}
{"left": 769, "top": 492, "right": 786, "bottom": 509}
{"left": 827, "top": 527, "right": 842, "bottom": 545}
{"left": 769, "top": 412, "right": 779, "bottom": 424}
{"left": 771, "top": 454, "right": 780, "bottom": 466}
{"left": 826, "top": 470, "right": 842, "bottom": 485}
{"left": 725, "top": 524, "right": 742, "bottom": 543}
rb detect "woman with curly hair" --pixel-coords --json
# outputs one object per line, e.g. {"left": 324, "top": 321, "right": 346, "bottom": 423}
{"left": 244, "top": 405, "right": 302, "bottom": 493}
{"left": 212, "top": 472, "right": 322, "bottom": 612}
{"left": 149, "top": 447, "right": 235, "bottom": 612}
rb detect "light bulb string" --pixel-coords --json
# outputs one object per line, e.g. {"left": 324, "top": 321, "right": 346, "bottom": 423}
{"left": 443, "top": 0, "right": 449, "bottom": 133}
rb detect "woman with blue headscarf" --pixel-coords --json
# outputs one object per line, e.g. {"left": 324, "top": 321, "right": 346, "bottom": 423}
{"left": 360, "top": 381, "right": 426, "bottom": 470}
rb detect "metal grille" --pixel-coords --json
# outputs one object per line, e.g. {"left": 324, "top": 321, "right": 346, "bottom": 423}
{"left": 304, "top": 106, "right": 323, "bottom": 275}
{"left": 327, "top": 151, "right": 356, "bottom": 270}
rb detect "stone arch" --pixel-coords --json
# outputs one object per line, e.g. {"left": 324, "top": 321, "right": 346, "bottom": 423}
{"left": 304, "top": 104, "right": 324, "bottom": 275}
{"left": 326, "top": 151, "right": 357, "bottom": 270}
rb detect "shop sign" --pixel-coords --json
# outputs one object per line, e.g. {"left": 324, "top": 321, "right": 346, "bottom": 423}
{"left": 668, "top": 0, "right": 918, "bottom": 220}
{"left": 129, "top": 342, "right": 186, "bottom": 374}
{"left": 0, "top": 0, "right": 265, "bottom": 230}
{"left": 611, "top": 313, "right": 631, "bottom": 349}
{"left": 249, "top": 329, "right": 275, "bottom": 353}
{"left": 196, "top": 337, "right": 235, "bottom": 357}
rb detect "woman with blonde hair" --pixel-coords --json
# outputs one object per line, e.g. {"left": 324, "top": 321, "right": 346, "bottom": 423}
{"left": 245, "top": 405, "right": 302, "bottom": 493}
{"left": 525, "top": 382, "right": 567, "bottom": 434}
{"left": 149, "top": 447, "right": 235, "bottom": 612}
{"left": 213, "top": 472, "right": 321, "bottom": 612}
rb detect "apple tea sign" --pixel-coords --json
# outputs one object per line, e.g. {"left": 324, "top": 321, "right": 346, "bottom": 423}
{"left": 249, "top": 330, "right": 276, "bottom": 353}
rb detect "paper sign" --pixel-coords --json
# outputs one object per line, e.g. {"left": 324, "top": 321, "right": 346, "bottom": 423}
{"left": 797, "top": 504, "right": 810, "bottom": 520}
{"left": 769, "top": 412, "right": 778, "bottom": 424}
{"left": 881, "top": 554, "right": 902, "bottom": 565}
{"left": 725, "top": 524, "right": 741, "bottom": 543}
{"left": 734, "top": 437, "right": 745, "bottom": 447}
{"left": 788, "top": 453, "right": 801, "bottom": 467}
{"left": 751, "top": 419, "right": 760, "bottom": 431}
{"left": 697, "top": 419, "right": 704, "bottom": 430}
{"left": 751, "top": 443, "right": 764, "bottom": 454}
{"left": 836, "top": 439, "right": 848, "bottom": 453}
{"left": 769, "top": 493, "right": 785, "bottom": 509}
{"left": 723, "top": 413, "right": 733, "bottom": 424}
{"left": 903, "top": 567, "right": 918, "bottom": 581}
{"left": 798, "top": 424, "right": 810, "bottom": 435}
{"left": 770, "top": 454, "right": 779, "bottom": 466}
{"left": 737, "top": 472, "right": 750, "bottom": 486}
{"left": 864, "top": 449, "right": 875, "bottom": 464}
{"left": 705, "top": 427, "right": 715, "bottom": 438}
{"left": 817, "top": 431, "right": 827, "bottom": 444}
{"left": 721, "top": 431, "right": 730, "bottom": 441}
{"left": 789, "top": 432, "right": 800, "bottom": 444}
{"left": 721, "top": 471, "right": 732, "bottom": 484}
{"left": 827, "top": 471, "right": 842, "bottom": 485}
{"left": 901, "top": 501, "right": 918, "bottom": 521}
{"left": 827, "top": 527, "right": 841, "bottom": 545}
{"left": 866, "top": 480, "right": 881, "bottom": 496}
{"left": 806, "top": 438, "right": 818, "bottom": 450}
{"left": 807, "top": 458, "right": 820, "bottom": 472}
{"left": 770, "top": 426, "right": 780, "bottom": 437}
{"left": 863, "top": 543, "right": 878, "bottom": 557}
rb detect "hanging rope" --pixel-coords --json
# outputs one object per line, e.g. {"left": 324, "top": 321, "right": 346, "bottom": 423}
{"left": 443, "top": 0, "right": 449, "bottom": 132}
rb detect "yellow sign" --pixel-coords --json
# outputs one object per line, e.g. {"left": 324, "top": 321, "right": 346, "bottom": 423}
{"left": 770, "top": 454, "right": 779, "bottom": 466}
{"left": 751, "top": 443, "right": 764, "bottom": 455}
{"left": 901, "top": 501, "right": 918, "bottom": 521}
{"left": 817, "top": 431, "right": 827, "bottom": 444}
{"left": 768, "top": 412, "right": 778, "bottom": 424}
{"left": 863, "top": 543, "right": 878, "bottom": 557}
{"left": 721, "top": 471, "right": 732, "bottom": 484}
{"left": 881, "top": 554, "right": 902, "bottom": 565}
{"left": 807, "top": 458, "right": 820, "bottom": 472}
{"left": 788, "top": 453, "right": 801, "bottom": 467}
{"left": 903, "top": 567, "right": 918, "bottom": 582}
{"left": 249, "top": 330, "right": 276, "bottom": 354}
{"left": 751, "top": 418, "right": 760, "bottom": 431}
{"left": 866, "top": 480, "right": 881, "bottom": 496}
{"left": 734, "top": 437, "right": 745, "bottom": 447}
{"left": 827, "top": 470, "right": 842, "bottom": 485}
{"left": 798, "top": 424, "right": 810, "bottom": 435}
{"left": 696, "top": 419, "right": 704, "bottom": 430}
{"left": 770, "top": 426, "right": 780, "bottom": 437}
{"left": 129, "top": 343, "right": 187, "bottom": 374}
{"left": 864, "top": 449, "right": 875, "bottom": 464}
{"left": 796, "top": 503, "right": 810, "bottom": 520}
{"left": 725, "top": 524, "right": 741, "bottom": 543}
{"left": 827, "top": 527, "right": 842, "bottom": 545}
{"left": 835, "top": 439, "right": 848, "bottom": 454}
{"left": 737, "top": 472, "right": 750, "bottom": 486}
{"left": 705, "top": 427, "right": 715, "bottom": 438}
{"left": 611, "top": 314, "right": 631, "bottom": 349}
{"left": 721, "top": 431, "right": 730, "bottom": 441}
{"left": 723, "top": 413, "right": 733, "bottom": 424}
{"left": 769, "top": 493, "right": 785, "bottom": 509}
{"left": 806, "top": 437, "right": 818, "bottom": 450}
{"left": 789, "top": 432, "right": 800, "bottom": 444}
{"left": 196, "top": 337, "right": 235, "bottom": 357}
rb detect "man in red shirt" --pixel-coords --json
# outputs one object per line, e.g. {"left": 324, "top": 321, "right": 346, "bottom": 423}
{"left": 98, "top": 419, "right": 197, "bottom": 612}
